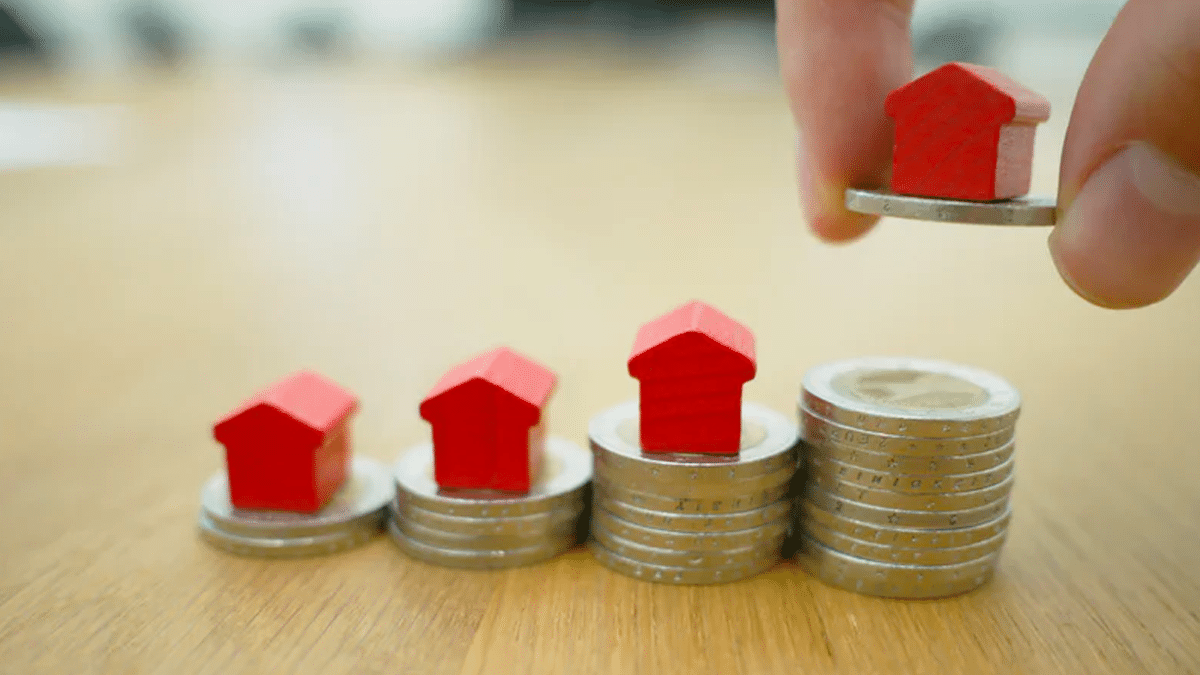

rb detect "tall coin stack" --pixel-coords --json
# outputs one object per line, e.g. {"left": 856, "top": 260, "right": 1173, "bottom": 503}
{"left": 588, "top": 400, "right": 799, "bottom": 584}
{"left": 796, "top": 357, "right": 1020, "bottom": 599}
{"left": 388, "top": 437, "right": 592, "bottom": 569}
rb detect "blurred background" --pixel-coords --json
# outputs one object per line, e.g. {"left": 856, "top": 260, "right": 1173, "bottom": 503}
{"left": 0, "top": 0, "right": 1128, "bottom": 189}
{"left": 0, "top": 0, "right": 1133, "bottom": 417}
{"left": 0, "top": 0, "right": 1129, "bottom": 174}
{"left": 0, "top": 0, "right": 1125, "bottom": 80}
{"left": 0, "top": 0, "right": 1132, "bottom": 422}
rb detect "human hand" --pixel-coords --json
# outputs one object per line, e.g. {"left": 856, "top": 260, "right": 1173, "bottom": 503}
{"left": 776, "top": 0, "right": 1200, "bottom": 308}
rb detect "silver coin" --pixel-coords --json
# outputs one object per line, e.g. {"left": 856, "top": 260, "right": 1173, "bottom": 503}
{"left": 802, "top": 357, "right": 1021, "bottom": 438}
{"left": 797, "top": 532, "right": 1000, "bottom": 599}
{"left": 594, "top": 476, "right": 793, "bottom": 515}
{"left": 801, "top": 518, "right": 1008, "bottom": 566}
{"left": 387, "top": 518, "right": 575, "bottom": 569}
{"left": 592, "top": 523, "right": 785, "bottom": 568}
{"left": 391, "top": 496, "right": 584, "bottom": 537}
{"left": 800, "top": 408, "right": 1015, "bottom": 458}
{"left": 595, "top": 493, "right": 792, "bottom": 533}
{"left": 807, "top": 471, "right": 1014, "bottom": 512}
{"left": 802, "top": 437, "right": 1016, "bottom": 476}
{"left": 588, "top": 539, "right": 779, "bottom": 585}
{"left": 393, "top": 436, "right": 592, "bottom": 518}
{"left": 199, "top": 456, "right": 395, "bottom": 538}
{"left": 198, "top": 512, "right": 382, "bottom": 558}
{"left": 395, "top": 509, "right": 578, "bottom": 551}
{"left": 594, "top": 460, "right": 796, "bottom": 500}
{"left": 799, "top": 500, "right": 1012, "bottom": 549}
{"left": 805, "top": 454, "right": 1015, "bottom": 495}
{"left": 592, "top": 506, "right": 790, "bottom": 551}
{"left": 803, "top": 486, "right": 1009, "bottom": 529}
{"left": 844, "top": 187, "right": 1056, "bottom": 226}
{"left": 588, "top": 400, "right": 800, "bottom": 484}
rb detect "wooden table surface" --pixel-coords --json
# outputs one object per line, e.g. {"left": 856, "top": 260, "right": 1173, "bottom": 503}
{"left": 1, "top": 55, "right": 1198, "bottom": 675}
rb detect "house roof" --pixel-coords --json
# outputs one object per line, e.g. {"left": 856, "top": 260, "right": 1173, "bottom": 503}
{"left": 628, "top": 300, "right": 756, "bottom": 374}
{"left": 214, "top": 371, "right": 358, "bottom": 440}
{"left": 885, "top": 61, "right": 1050, "bottom": 124}
{"left": 421, "top": 346, "right": 557, "bottom": 413}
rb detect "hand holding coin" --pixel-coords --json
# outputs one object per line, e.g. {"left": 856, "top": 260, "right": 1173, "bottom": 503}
{"left": 776, "top": 0, "right": 1200, "bottom": 309}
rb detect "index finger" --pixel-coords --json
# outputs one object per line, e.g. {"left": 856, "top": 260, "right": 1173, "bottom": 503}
{"left": 776, "top": 0, "right": 916, "bottom": 241}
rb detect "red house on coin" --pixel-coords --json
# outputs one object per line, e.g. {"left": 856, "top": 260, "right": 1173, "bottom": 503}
{"left": 884, "top": 61, "right": 1050, "bottom": 201}
{"left": 419, "top": 347, "right": 557, "bottom": 493}
{"left": 628, "top": 301, "right": 756, "bottom": 455}
{"left": 213, "top": 371, "right": 358, "bottom": 513}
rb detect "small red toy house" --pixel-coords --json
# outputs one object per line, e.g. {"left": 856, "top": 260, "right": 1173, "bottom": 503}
{"left": 628, "top": 301, "right": 756, "bottom": 455}
{"left": 884, "top": 61, "right": 1050, "bottom": 201}
{"left": 213, "top": 371, "right": 358, "bottom": 513}
{"left": 419, "top": 347, "right": 557, "bottom": 493}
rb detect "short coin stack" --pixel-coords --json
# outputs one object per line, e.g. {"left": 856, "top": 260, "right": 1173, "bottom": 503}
{"left": 388, "top": 436, "right": 593, "bottom": 569}
{"left": 587, "top": 400, "right": 800, "bottom": 584}
{"left": 796, "top": 357, "right": 1020, "bottom": 598}
{"left": 198, "top": 456, "right": 394, "bottom": 558}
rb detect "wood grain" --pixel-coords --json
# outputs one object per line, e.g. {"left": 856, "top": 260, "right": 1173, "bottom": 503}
{"left": 0, "top": 55, "right": 1198, "bottom": 674}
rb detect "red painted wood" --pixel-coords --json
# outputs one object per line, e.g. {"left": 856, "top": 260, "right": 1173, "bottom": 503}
{"left": 213, "top": 371, "right": 358, "bottom": 513}
{"left": 638, "top": 381, "right": 744, "bottom": 455}
{"left": 885, "top": 62, "right": 1050, "bottom": 201}
{"left": 420, "top": 346, "right": 556, "bottom": 493}
{"left": 628, "top": 301, "right": 756, "bottom": 454}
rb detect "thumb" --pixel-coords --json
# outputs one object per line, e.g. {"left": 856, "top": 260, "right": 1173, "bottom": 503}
{"left": 1050, "top": 0, "right": 1200, "bottom": 309}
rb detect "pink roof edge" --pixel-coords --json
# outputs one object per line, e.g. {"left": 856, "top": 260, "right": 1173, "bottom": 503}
{"left": 628, "top": 300, "right": 756, "bottom": 368}
{"left": 216, "top": 371, "right": 358, "bottom": 437}
{"left": 421, "top": 346, "right": 557, "bottom": 412}
{"left": 889, "top": 61, "right": 1050, "bottom": 123}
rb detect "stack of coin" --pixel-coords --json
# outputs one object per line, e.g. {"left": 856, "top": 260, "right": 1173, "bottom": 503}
{"left": 388, "top": 436, "right": 592, "bottom": 569}
{"left": 587, "top": 400, "right": 800, "bottom": 585}
{"left": 796, "top": 357, "right": 1020, "bottom": 599}
{"left": 197, "top": 456, "right": 394, "bottom": 558}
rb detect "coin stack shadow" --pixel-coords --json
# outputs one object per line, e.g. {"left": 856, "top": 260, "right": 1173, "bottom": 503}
{"left": 796, "top": 357, "right": 1020, "bottom": 599}
{"left": 388, "top": 437, "right": 592, "bottom": 569}
{"left": 587, "top": 400, "right": 800, "bottom": 585}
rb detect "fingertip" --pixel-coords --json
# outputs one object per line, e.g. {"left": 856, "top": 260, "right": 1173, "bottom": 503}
{"left": 1047, "top": 227, "right": 1136, "bottom": 309}
{"left": 1052, "top": 0, "right": 1200, "bottom": 307}
{"left": 780, "top": 0, "right": 913, "bottom": 246}
{"left": 796, "top": 136, "right": 882, "bottom": 243}
{"left": 811, "top": 210, "right": 879, "bottom": 243}
{"left": 1048, "top": 143, "right": 1200, "bottom": 310}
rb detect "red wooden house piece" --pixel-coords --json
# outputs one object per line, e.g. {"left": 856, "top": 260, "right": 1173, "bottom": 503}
{"left": 885, "top": 61, "right": 1050, "bottom": 201}
{"left": 628, "top": 301, "right": 756, "bottom": 455}
{"left": 419, "top": 346, "right": 557, "bottom": 493}
{"left": 213, "top": 371, "right": 358, "bottom": 513}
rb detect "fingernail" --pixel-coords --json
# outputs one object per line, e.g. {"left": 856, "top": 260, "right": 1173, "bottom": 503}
{"left": 1050, "top": 142, "right": 1200, "bottom": 308}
